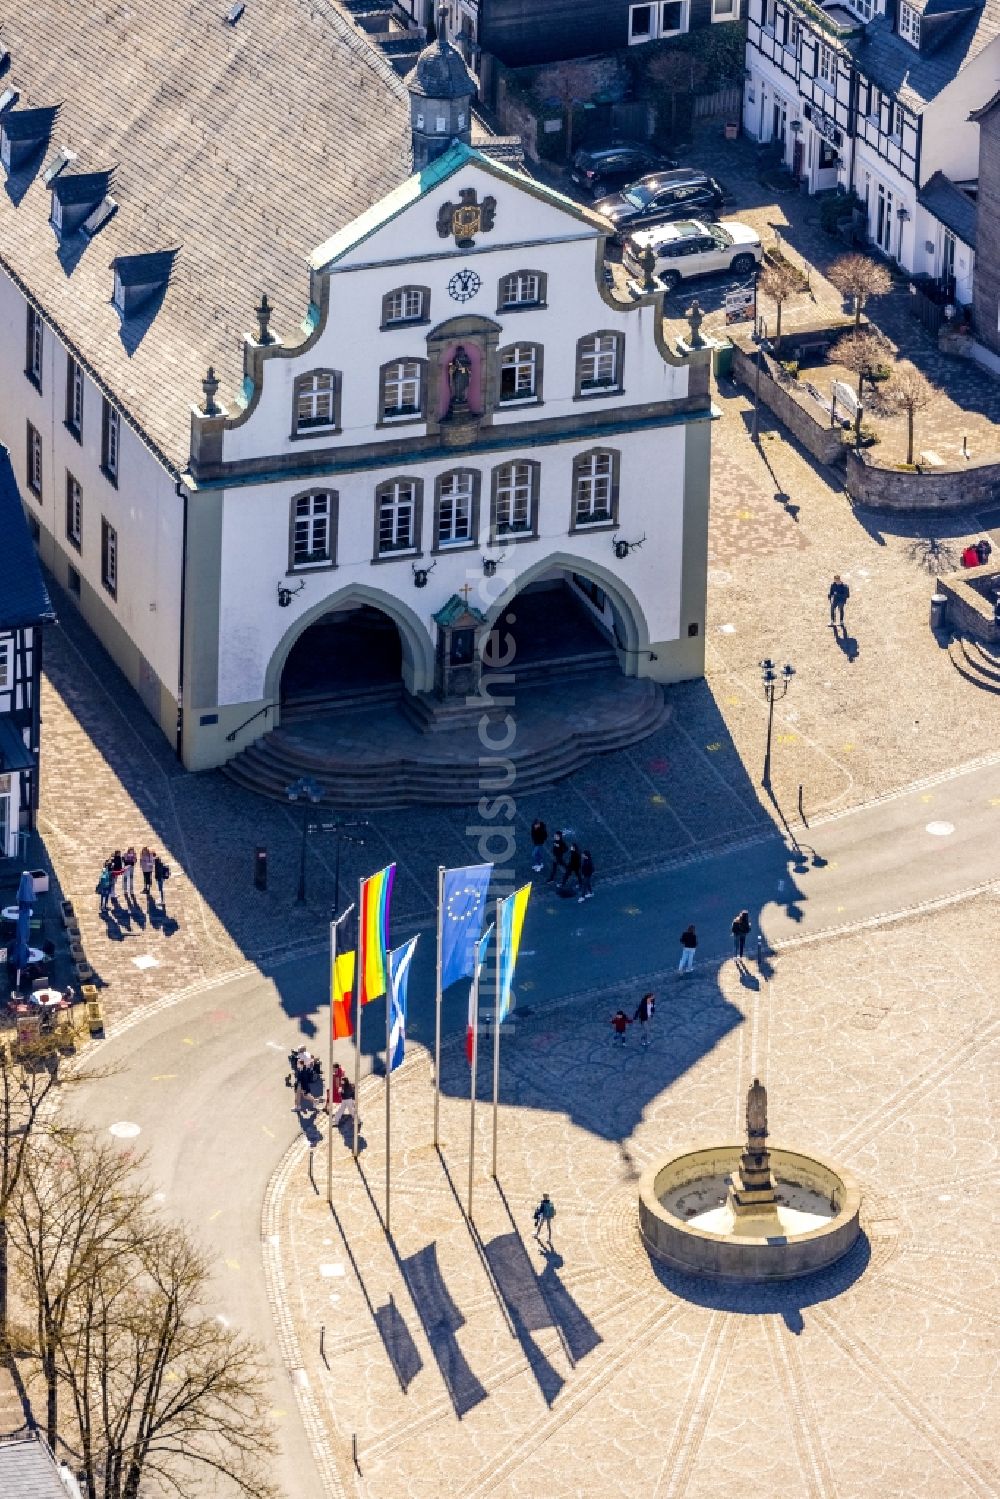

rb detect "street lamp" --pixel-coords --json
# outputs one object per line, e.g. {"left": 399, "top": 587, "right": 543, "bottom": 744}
{"left": 286, "top": 775, "right": 323, "bottom": 905}
{"left": 760, "top": 658, "right": 795, "bottom": 789}
{"left": 314, "top": 819, "right": 370, "bottom": 917}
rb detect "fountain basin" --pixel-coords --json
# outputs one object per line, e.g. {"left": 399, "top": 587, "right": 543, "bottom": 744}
{"left": 639, "top": 1144, "right": 861, "bottom": 1281}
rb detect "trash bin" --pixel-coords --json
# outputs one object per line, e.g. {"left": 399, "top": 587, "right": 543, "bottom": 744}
{"left": 712, "top": 340, "right": 734, "bottom": 380}
{"left": 254, "top": 845, "right": 268, "bottom": 892}
{"left": 930, "top": 593, "right": 947, "bottom": 631}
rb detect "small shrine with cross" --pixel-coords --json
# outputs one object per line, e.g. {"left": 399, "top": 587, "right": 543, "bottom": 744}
{"left": 432, "top": 588, "right": 488, "bottom": 702}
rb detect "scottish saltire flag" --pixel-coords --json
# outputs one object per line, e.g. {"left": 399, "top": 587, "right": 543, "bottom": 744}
{"left": 331, "top": 950, "right": 356, "bottom": 1040}
{"left": 466, "top": 924, "right": 493, "bottom": 1066}
{"left": 388, "top": 936, "right": 418, "bottom": 1073}
{"left": 360, "top": 864, "right": 396, "bottom": 1005}
{"left": 498, "top": 884, "right": 531, "bottom": 1024}
{"left": 441, "top": 864, "right": 492, "bottom": 991}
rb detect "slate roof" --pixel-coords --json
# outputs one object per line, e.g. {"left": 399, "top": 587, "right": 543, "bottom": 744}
{"left": 0, "top": 445, "right": 56, "bottom": 631}
{"left": 918, "top": 170, "right": 977, "bottom": 245}
{"left": 405, "top": 31, "right": 477, "bottom": 100}
{"left": 0, "top": 0, "right": 414, "bottom": 473}
{"left": 0, "top": 1434, "right": 73, "bottom": 1498}
{"left": 847, "top": 0, "right": 1000, "bottom": 111}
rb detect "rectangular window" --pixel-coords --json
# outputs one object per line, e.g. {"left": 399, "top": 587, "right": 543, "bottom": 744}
{"left": 579, "top": 334, "right": 621, "bottom": 391}
{"left": 295, "top": 372, "right": 338, "bottom": 432}
{"left": 712, "top": 0, "right": 737, "bottom": 17}
{"left": 0, "top": 640, "right": 9, "bottom": 690}
{"left": 500, "top": 271, "right": 542, "bottom": 307}
{"left": 818, "top": 44, "right": 835, "bottom": 85}
{"left": 574, "top": 453, "right": 615, "bottom": 527}
{"left": 629, "top": 3, "right": 654, "bottom": 39}
{"left": 67, "top": 564, "right": 81, "bottom": 598}
{"left": 382, "top": 361, "right": 422, "bottom": 420}
{"left": 660, "top": 0, "right": 686, "bottom": 32}
{"left": 291, "top": 492, "right": 331, "bottom": 567}
{"left": 494, "top": 463, "right": 534, "bottom": 536}
{"left": 25, "top": 306, "right": 43, "bottom": 388}
{"left": 26, "top": 421, "right": 42, "bottom": 499}
{"left": 500, "top": 345, "right": 538, "bottom": 402}
{"left": 437, "top": 472, "right": 474, "bottom": 548}
{"left": 101, "top": 517, "right": 118, "bottom": 597}
{"left": 66, "top": 355, "right": 84, "bottom": 437}
{"left": 385, "top": 288, "right": 425, "bottom": 323}
{"left": 101, "top": 398, "right": 120, "bottom": 484}
{"left": 898, "top": 2, "right": 920, "bottom": 44}
{"left": 66, "top": 473, "right": 83, "bottom": 549}
{"left": 378, "top": 482, "right": 417, "bottom": 554}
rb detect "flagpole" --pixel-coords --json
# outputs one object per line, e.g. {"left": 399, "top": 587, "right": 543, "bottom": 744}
{"left": 327, "top": 904, "right": 354, "bottom": 1206}
{"left": 385, "top": 942, "right": 392, "bottom": 1237}
{"left": 467, "top": 957, "right": 479, "bottom": 1222}
{"left": 491, "top": 897, "right": 503, "bottom": 1180}
{"left": 433, "top": 863, "right": 444, "bottom": 1150}
{"left": 353, "top": 875, "right": 364, "bottom": 1162}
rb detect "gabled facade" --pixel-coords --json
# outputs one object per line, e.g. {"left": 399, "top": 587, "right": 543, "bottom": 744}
{"left": 969, "top": 90, "right": 1000, "bottom": 366}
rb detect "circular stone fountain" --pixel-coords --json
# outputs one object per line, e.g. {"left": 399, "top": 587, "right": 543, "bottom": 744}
{"left": 638, "top": 1080, "right": 861, "bottom": 1280}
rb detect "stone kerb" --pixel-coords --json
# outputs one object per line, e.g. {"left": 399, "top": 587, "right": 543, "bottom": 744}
{"left": 937, "top": 564, "right": 1000, "bottom": 644}
{"left": 845, "top": 449, "right": 1000, "bottom": 512}
{"left": 730, "top": 340, "right": 846, "bottom": 466}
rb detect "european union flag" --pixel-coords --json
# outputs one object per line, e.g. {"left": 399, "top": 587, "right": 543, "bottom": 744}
{"left": 440, "top": 864, "right": 492, "bottom": 991}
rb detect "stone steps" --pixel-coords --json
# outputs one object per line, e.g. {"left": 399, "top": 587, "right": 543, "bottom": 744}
{"left": 946, "top": 635, "right": 1000, "bottom": 695}
{"left": 281, "top": 682, "right": 403, "bottom": 723}
{"left": 222, "top": 679, "right": 669, "bottom": 810}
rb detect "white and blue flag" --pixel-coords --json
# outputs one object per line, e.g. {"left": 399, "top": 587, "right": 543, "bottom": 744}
{"left": 388, "top": 936, "right": 418, "bottom": 1074}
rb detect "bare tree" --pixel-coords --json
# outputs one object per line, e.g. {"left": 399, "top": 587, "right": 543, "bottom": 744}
{"left": 828, "top": 328, "right": 888, "bottom": 440}
{"left": 758, "top": 260, "right": 801, "bottom": 357}
{"left": 827, "top": 252, "right": 893, "bottom": 331}
{"left": 877, "top": 361, "right": 936, "bottom": 464}
{"left": 539, "top": 58, "right": 613, "bottom": 160}
{"left": 59, "top": 1216, "right": 277, "bottom": 1499}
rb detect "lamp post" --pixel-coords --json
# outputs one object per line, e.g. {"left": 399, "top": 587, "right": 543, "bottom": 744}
{"left": 315, "top": 819, "right": 370, "bottom": 917}
{"left": 760, "top": 658, "right": 795, "bottom": 789}
{"left": 286, "top": 775, "right": 323, "bottom": 905}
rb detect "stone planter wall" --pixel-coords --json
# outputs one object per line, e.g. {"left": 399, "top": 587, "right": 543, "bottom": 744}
{"left": 730, "top": 342, "right": 847, "bottom": 466}
{"left": 937, "top": 565, "right": 1000, "bottom": 643}
{"left": 845, "top": 451, "right": 1000, "bottom": 512}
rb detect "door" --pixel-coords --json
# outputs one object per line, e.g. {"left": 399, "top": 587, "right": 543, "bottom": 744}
{"left": 772, "top": 98, "right": 787, "bottom": 148}
{"left": 941, "top": 232, "right": 956, "bottom": 298}
{"left": 875, "top": 182, "right": 894, "bottom": 255}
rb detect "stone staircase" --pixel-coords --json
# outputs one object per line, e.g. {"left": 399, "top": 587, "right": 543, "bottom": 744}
{"left": 222, "top": 670, "right": 669, "bottom": 810}
{"left": 946, "top": 634, "right": 1000, "bottom": 694}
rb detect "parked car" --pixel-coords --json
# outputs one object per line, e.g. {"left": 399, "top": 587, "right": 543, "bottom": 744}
{"left": 593, "top": 170, "right": 725, "bottom": 235}
{"left": 623, "top": 219, "right": 763, "bottom": 291}
{"left": 569, "top": 142, "right": 676, "bottom": 198}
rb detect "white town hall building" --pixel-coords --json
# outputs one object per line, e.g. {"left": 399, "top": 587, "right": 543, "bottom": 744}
{"left": 0, "top": 0, "right": 713, "bottom": 776}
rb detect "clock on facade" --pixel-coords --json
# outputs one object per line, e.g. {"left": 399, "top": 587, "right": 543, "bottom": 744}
{"left": 447, "top": 268, "right": 481, "bottom": 303}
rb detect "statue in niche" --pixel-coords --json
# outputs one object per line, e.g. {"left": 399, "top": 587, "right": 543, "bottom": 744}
{"left": 447, "top": 345, "right": 473, "bottom": 415}
{"left": 746, "top": 1077, "right": 768, "bottom": 1140}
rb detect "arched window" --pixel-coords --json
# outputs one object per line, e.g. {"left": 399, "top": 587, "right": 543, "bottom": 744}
{"left": 292, "top": 370, "right": 341, "bottom": 435}
{"left": 381, "top": 286, "right": 430, "bottom": 327}
{"left": 575, "top": 332, "right": 624, "bottom": 396}
{"left": 289, "top": 489, "right": 337, "bottom": 569}
{"left": 571, "top": 449, "right": 620, "bottom": 530}
{"left": 497, "top": 270, "right": 547, "bottom": 310}
{"left": 491, "top": 460, "right": 539, "bottom": 542}
{"left": 434, "top": 469, "right": 480, "bottom": 552}
{"left": 498, "top": 342, "right": 543, "bottom": 404}
{"left": 374, "top": 478, "right": 423, "bottom": 559}
{"left": 379, "top": 359, "right": 426, "bottom": 423}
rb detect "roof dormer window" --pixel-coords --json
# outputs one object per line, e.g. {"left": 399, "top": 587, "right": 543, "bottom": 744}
{"left": 49, "top": 170, "right": 112, "bottom": 239}
{"left": 110, "top": 251, "right": 176, "bottom": 318}
{"left": 898, "top": 2, "right": 920, "bottom": 46}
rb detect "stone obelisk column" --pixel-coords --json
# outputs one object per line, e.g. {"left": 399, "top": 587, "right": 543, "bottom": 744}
{"left": 728, "top": 1078, "right": 778, "bottom": 1216}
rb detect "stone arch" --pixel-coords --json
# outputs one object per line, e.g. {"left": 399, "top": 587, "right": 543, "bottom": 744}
{"left": 483, "top": 550, "right": 651, "bottom": 675}
{"left": 263, "top": 581, "right": 435, "bottom": 705}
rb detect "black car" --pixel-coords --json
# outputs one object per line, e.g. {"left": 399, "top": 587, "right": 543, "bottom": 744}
{"left": 593, "top": 170, "right": 725, "bottom": 235}
{"left": 569, "top": 142, "right": 676, "bottom": 199}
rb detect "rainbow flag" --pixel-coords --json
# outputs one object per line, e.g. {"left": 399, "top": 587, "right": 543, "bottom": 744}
{"left": 331, "top": 950, "right": 356, "bottom": 1040}
{"left": 360, "top": 864, "right": 396, "bottom": 1006}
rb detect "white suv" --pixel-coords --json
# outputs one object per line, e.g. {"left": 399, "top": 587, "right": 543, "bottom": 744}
{"left": 623, "top": 218, "right": 763, "bottom": 291}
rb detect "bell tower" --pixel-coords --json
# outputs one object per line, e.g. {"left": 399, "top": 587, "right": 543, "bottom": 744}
{"left": 405, "top": 5, "right": 476, "bottom": 171}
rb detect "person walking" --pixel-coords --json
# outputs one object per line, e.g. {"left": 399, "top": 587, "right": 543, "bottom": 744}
{"left": 122, "top": 845, "right": 137, "bottom": 899}
{"left": 96, "top": 865, "right": 112, "bottom": 916}
{"left": 578, "top": 849, "right": 595, "bottom": 902}
{"left": 108, "top": 850, "right": 124, "bottom": 901}
{"left": 332, "top": 1073, "right": 357, "bottom": 1127}
{"left": 633, "top": 992, "right": 655, "bottom": 1047}
{"left": 532, "top": 1193, "right": 556, "bottom": 1247}
{"left": 153, "top": 853, "right": 169, "bottom": 906}
{"left": 530, "top": 819, "right": 547, "bottom": 873}
{"left": 828, "top": 575, "right": 849, "bottom": 627}
{"left": 731, "top": 910, "right": 751, "bottom": 960}
{"left": 678, "top": 924, "right": 697, "bottom": 974}
{"left": 610, "top": 1009, "right": 631, "bottom": 1047}
{"left": 139, "top": 845, "right": 154, "bottom": 895}
{"left": 560, "top": 841, "right": 582, "bottom": 895}
{"left": 547, "top": 830, "right": 567, "bottom": 883}
{"left": 293, "top": 1049, "right": 315, "bottom": 1111}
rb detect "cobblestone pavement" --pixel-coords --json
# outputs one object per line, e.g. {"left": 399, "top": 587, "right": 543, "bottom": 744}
{"left": 276, "top": 892, "right": 1000, "bottom": 1499}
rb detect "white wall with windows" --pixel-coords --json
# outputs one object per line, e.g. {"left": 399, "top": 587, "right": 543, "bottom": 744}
{"left": 918, "top": 38, "right": 1000, "bottom": 187}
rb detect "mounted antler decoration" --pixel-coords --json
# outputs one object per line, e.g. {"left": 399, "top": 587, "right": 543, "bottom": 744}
{"left": 277, "top": 579, "right": 306, "bottom": 608}
{"left": 612, "top": 533, "right": 646, "bottom": 561}
{"left": 412, "top": 560, "right": 437, "bottom": 589}
{"left": 481, "top": 549, "right": 508, "bottom": 578}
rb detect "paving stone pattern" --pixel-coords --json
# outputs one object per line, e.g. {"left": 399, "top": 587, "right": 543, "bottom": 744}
{"left": 279, "top": 895, "right": 1000, "bottom": 1499}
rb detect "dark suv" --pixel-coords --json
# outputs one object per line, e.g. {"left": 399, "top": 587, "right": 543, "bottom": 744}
{"left": 593, "top": 170, "right": 725, "bottom": 236}
{"left": 569, "top": 142, "right": 677, "bottom": 199}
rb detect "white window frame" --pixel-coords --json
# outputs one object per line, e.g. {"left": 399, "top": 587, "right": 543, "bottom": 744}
{"left": 295, "top": 371, "right": 338, "bottom": 432}
{"left": 579, "top": 333, "right": 622, "bottom": 391}
{"left": 27, "top": 307, "right": 43, "bottom": 384}
{"left": 0, "top": 640, "right": 10, "bottom": 690}
{"left": 378, "top": 481, "right": 417, "bottom": 555}
{"left": 67, "top": 473, "right": 83, "bottom": 546}
{"left": 494, "top": 463, "right": 534, "bottom": 536}
{"left": 27, "top": 423, "right": 42, "bottom": 497}
{"left": 628, "top": 2, "right": 656, "bottom": 41}
{"left": 659, "top": 0, "right": 689, "bottom": 35}
{"left": 0, "top": 132, "right": 10, "bottom": 172}
{"left": 573, "top": 453, "right": 615, "bottom": 528}
{"left": 898, "top": 2, "right": 920, "bottom": 45}
{"left": 103, "top": 401, "right": 120, "bottom": 482}
{"left": 437, "top": 471, "right": 475, "bottom": 548}
{"left": 500, "top": 271, "right": 541, "bottom": 307}
{"left": 101, "top": 517, "right": 118, "bottom": 597}
{"left": 712, "top": 0, "right": 738, "bottom": 20}
{"left": 68, "top": 356, "right": 84, "bottom": 432}
{"left": 382, "top": 361, "right": 423, "bottom": 420}
{"left": 385, "top": 288, "right": 425, "bottom": 324}
{"left": 818, "top": 44, "right": 835, "bottom": 86}
{"left": 500, "top": 345, "right": 538, "bottom": 403}
{"left": 50, "top": 194, "right": 63, "bottom": 235}
{"left": 291, "top": 491, "right": 332, "bottom": 568}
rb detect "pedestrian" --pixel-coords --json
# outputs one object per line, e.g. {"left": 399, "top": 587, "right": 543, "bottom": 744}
{"left": 633, "top": 992, "right": 655, "bottom": 1047}
{"left": 139, "top": 845, "right": 154, "bottom": 895}
{"left": 560, "top": 841, "right": 582, "bottom": 894}
{"left": 547, "top": 830, "right": 567, "bottom": 883}
{"left": 96, "top": 865, "right": 111, "bottom": 916}
{"left": 532, "top": 1193, "right": 556, "bottom": 1247}
{"left": 332, "top": 1074, "right": 357, "bottom": 1126}
{"left": 731, "top": 909, "right": 751, "bottom": 960}
{"left": 610, "top": 1008, "right": 631, "bottom": 1047}
{"left": 578, "top": 849, "right": 595, "bottom": 902}
{"left": 293, "top": 1049, "right": 315, "bottom": 1110}
{"left": 153, "top": 853, "right": 169, "bottom": 906}
{"left": 678, "top": 924, "right": 697, "bottom": 974}
{"left": 108, "top": 849, "right": 124, "bottom": 900}
{"left": 122, "top": 845, "right": 137, "bottom": 899}
{"left": 530, "top": 818, "right": 547, "bottom": 873}
{"left": 828, "top": 574, "right": 849, "bottom": 627}
{"left": 976, "top": 538, "right": 992, "bottom": 566}
{"left": 328, "top": 1063, "right": 344, "bottom": 1116}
